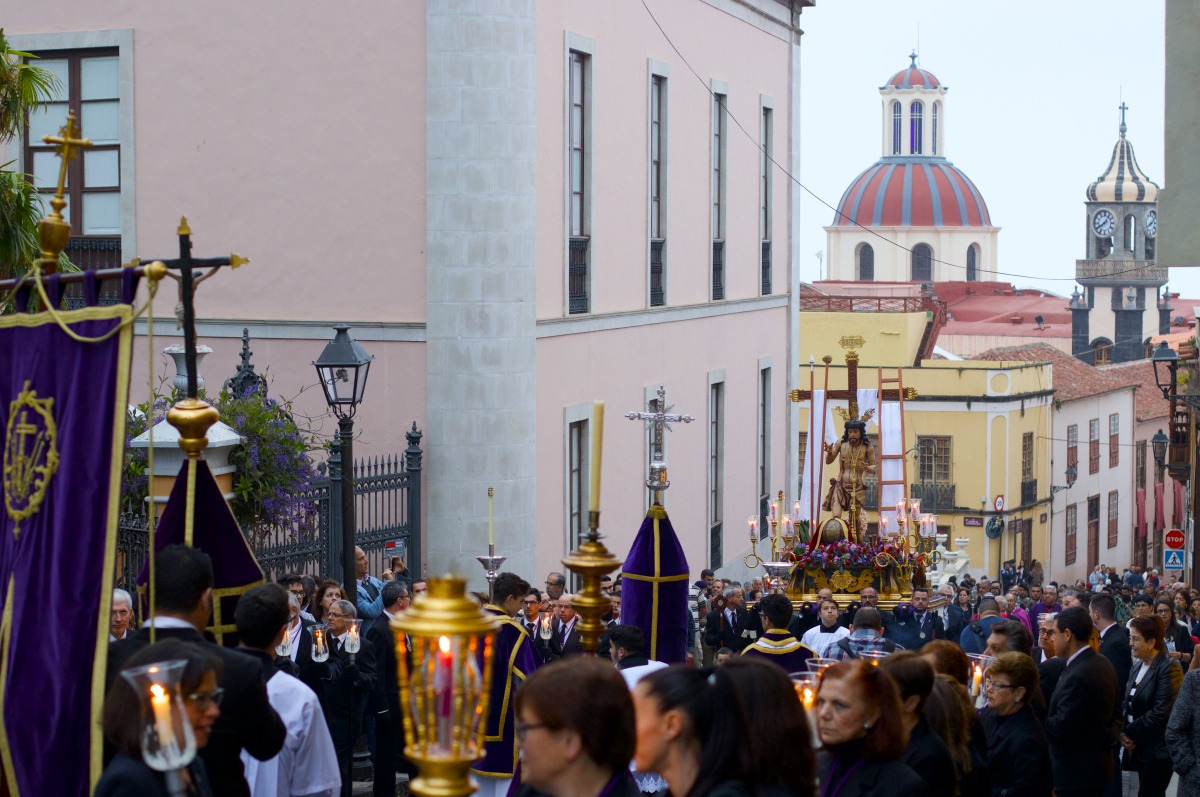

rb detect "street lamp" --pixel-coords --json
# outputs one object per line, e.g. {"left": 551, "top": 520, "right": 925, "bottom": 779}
{"left": 1052, "top": 464, "right": 1079, "bottom": 495}
{"left": 1152, "top": 341, "right": 1180, "bottom": 402}
{"left": 314, "top": 324, "right": 374, "bottom": 607}
{"left": 1151, "top": 428, "right": 1169, "bottom": 470}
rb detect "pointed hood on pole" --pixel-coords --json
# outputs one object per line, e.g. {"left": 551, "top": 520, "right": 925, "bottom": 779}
{"left": 137, "top": 457, "right": 264, "bottom": 645}
{"left": 620, "top": 504, "right": 690, "bottom": 664}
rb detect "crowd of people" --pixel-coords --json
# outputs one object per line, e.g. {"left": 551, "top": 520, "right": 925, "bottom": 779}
{"left": 99, "top": 547, "right": 1200, "bottom": 797}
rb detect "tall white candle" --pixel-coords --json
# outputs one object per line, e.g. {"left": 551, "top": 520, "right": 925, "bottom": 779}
{"left": 149, "top": 684, "right": 175, "bottom": 750}
{"left": 589, "top": 401, "right": 604, "bottom": 513}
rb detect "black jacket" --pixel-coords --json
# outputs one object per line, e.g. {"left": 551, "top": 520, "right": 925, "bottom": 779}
{"left": 95, "top": 752, "right": 213, "bottom": 797}
{"left": 981, "top": 704, "right": 1052, "bottom": 797}
{"left": 300, "top": 634, "right": 378, "bottom": 752}
{"left": 1044, "top": 647, "right": 1119, "bottom": 791}
{"left": 1121, "top": 652, "right": 1184, "bottom": 764}
{"left": 817, "top": 750, "right": 925, "bottom": 797}
{"left": 902, "top": 718, "right": 955, "bottom": 797}
{"left": 108, "top": 626, "right": 286, "bottom": 797}
{"left": 1098, "top": 623, "right": 1133, "bottom": 708}
{"left": 705, "top": 607, "right": 751, "bottom": 652}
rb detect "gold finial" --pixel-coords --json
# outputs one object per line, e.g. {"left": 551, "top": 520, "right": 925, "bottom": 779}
{"left": 38, "top": 110, "right": 92, "bottom": 264}
{"left": 177, "top": 216, "right": 192, "bottom": 236}
{"left": 166, "top": 398, "right": 220, "bottom": 459}
{"left": 229, "top": 253, "right": 249, "bottom": 269}
{"left": 822, "top": 355, "right": 833, "bottom": 365}
{"left": 144, "top": 260, "right": 169, "bottom": 283}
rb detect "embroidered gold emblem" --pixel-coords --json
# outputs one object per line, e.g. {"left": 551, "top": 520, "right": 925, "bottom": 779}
{"left": 3, "top": 381, "right": 59, "bottom": 536}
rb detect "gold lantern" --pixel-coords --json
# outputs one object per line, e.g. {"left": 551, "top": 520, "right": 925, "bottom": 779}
{"left": 392, "top": 576, "right": 500, "bottom": 797}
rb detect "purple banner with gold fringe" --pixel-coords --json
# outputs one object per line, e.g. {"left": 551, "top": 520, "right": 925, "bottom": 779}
{"left": 0, "top": 297, "right": 134, "bottom": 797}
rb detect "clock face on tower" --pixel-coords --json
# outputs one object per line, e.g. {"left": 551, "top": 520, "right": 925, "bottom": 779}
{"left": 1145, "top": 209, "right": 1158, "bottom": 238}
{"left": 1093, "top": 209, "right": 1116, "bottom": 236}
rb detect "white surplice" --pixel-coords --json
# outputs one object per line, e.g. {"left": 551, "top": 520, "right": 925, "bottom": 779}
{"left": 241, "top": 671, "right": 341, "bottom": 797}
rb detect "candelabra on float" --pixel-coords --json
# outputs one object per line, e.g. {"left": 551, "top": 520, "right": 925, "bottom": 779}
{"left": 874, "top": 498, "right": 942, "bottom": 594}
{"left": 475, "top": 487, "right": 506, "bottom": 604}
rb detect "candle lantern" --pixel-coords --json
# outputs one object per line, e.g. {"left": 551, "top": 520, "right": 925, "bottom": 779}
{"left": 121, "top": 659, "right": 197, "bottom": 796}
{"left": 344, "top": 617, "right": 363, "bottom": 659}
{"left": 275, "top": 627, "right": 292, "bottom": 658}
{"left": 392, "top": 575, "right": 499, "bottom": 797}
{"left": 310, "top": 624, "right": 331, "bottom": 663}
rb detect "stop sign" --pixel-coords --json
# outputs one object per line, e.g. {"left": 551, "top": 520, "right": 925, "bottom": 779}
{"left": 1166, "top": 529, "right": 1186, "bottom": 550}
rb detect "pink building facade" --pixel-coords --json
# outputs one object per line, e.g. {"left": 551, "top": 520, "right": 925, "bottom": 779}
{"left": 4, "top": 0, "right": 812, "bottom": 585}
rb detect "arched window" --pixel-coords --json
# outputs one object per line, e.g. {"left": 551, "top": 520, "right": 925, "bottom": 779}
{"left": 932, "top": 102, "right": 939, "bottom": 155}
{"left": 1091, "top": 338, "right": 1113, "bottom": 365}
{"left": 966, "top": 244, "right": 978, "bottom": 281}
{"left": 858, "top": 243, "right": 875, "bottom": 281}
{"left": 909, "top": 101, "right": 923, "bottom": 155}
{"left": 911, "top": 243, "right": 932, "bottom": 281}
{"left": 892, "top": 101, "right": 901, "bottom": 155}
{"left": 1124, "top": 215, "right": 1136, "bottom": 252}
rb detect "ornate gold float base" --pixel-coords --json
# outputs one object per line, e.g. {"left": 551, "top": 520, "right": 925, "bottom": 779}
{"left": 787, "top": 565, "right": 914, "bottom": 612}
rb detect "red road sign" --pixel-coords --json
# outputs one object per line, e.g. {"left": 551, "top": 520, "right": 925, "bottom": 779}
{"left": 1165, "top": 528, "right": 1186, "bottom": 550}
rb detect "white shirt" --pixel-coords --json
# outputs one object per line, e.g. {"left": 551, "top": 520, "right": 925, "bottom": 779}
{"left": 285, "top": 621, "right": 303, "bottom": 663}
{"left": 241, "top": 672, "right": 341, "bottom": 797}
{"left": 618, "top": 660, "right": 668, "bottom": 690}
{"left": 144, "top": 616, "right": 196, "bottom": 631}
{"left": 801, "top": 624, "right": 851, "bottom": 659}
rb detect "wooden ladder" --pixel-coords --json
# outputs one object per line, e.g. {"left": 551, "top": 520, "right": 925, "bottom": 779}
{"left": 875, "top": 367, "right": 910, "bottom": 513}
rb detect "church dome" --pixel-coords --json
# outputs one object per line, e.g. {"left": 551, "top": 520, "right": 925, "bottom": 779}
{"left": 1086, "top": 121, "right": 1159, "bottom": 203}
{"left": 884, "top": 55, "right": 941, "bottom": 90}
{"left": 833, "top": 158, "right": 992, "bottom": 227}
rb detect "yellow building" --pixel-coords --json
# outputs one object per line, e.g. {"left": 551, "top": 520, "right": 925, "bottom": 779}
{"left": 796, "top": 294, "right": 1052, "bottom": 578}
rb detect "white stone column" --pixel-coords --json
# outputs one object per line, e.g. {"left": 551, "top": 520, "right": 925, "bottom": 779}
{"left": 425, "top": 0, "right": 538, "bottom": 584}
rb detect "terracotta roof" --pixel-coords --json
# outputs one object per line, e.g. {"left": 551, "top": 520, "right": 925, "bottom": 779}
{"left": 1099, "top": 359, "right": 1172, "bottom": 423}
{"left": 937, "top": 283, "right": 1072, "bottom": 339}
{"left": 973, "top": 343, "right": 1135, "bottom": 402}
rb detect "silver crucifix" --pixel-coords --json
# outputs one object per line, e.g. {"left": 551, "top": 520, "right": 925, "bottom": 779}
{"left": 625, "top": 385, "right": 694, "bottom": 505}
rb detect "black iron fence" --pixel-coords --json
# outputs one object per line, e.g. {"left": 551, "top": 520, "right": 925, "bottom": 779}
{"left": 115, "top": 424, "right": 423, "bottom": 604}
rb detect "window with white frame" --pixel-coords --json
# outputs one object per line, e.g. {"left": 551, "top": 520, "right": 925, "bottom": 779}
{"left": 709, "top": 381, "right": 724, "bottom": 568}
{"left": 649, "top": 72, "right": 666, "bottom": 307}
{"left": 711, "top": 91, "right": 727, "bottom": 300}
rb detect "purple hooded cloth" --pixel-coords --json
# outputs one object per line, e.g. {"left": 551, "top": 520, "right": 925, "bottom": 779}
{"left": 138, "top": 457, "right": 264, "bottom": 646}
{"left": 621, "top": 504, "right": 690, "bottom": 664}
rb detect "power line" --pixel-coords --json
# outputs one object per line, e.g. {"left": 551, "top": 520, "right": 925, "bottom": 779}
{"left": 639, "top": 0, "right": 1164, "bottom": 285}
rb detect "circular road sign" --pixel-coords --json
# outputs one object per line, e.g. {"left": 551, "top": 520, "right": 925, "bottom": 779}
{"left": 1165, "top": 529, "right": 1186, "bottom": 550}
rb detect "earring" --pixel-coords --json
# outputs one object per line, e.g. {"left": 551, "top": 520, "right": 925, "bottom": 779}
{"left": 863, "top": 723, "right": 872, "bottom": 729}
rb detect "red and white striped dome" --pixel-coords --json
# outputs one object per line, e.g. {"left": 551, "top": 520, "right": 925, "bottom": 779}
{"left": 833, "top": 158, "right": 992, "bottom": 228}
{"left": 885, "top": 65, "right": 941, "bottom": 90}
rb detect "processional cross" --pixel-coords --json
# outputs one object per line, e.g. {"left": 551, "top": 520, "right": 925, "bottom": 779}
{"left": 787, "top": 336, "right": 914, "bottom": 421}
{"left": 624, "top": 386, "right": 693, "bottom": 506}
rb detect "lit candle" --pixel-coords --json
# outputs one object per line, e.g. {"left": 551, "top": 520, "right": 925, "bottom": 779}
{"left": 793, "top": 501, "right": 801, "bottom": 520}
{"left": 747, "top": 515, "right": 757, "bottom": 544}
{"left": 769, "top": 501, "right": 777, "bottom": 522}
{"left": 971, "top": 664, "right": 983, "bottom": 698}
{"left": 149, "top": 683, "right": 175, "bottom": 750}
{"left": 540, "top": 615, "right": 552, "bottom": 640}
{"left": 488, "top": 486, "right": 494, "bottom": 547}
{"left": 910, "top": 499, "right": 921, "bottom": 520}
{"left": 801, "top": 687, "right": 815, "bottom": 712}
{"left": 346, "top": 622, "right": 361, "bottom": 654}
{"left": 589, "top": 401, "right": 604, "bottom": 513}
{"left": 435, "top": 636, "right": 454, "bottom": 751}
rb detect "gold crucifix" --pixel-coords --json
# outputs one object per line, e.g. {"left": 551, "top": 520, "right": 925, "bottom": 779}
{"left": 37, "top": 109, "right": 92, "bottom": 266}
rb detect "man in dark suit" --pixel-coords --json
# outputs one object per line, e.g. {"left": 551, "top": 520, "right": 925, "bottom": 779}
{"left": 705, "top": 586, "right": 751, "bottom": 652}
{"left": 886, "top": 587, "right": 942, "bottom": 651}
{"left": 546, "top": 593, "right": 584, "bottom": 658}
{"left": 107, "top": 545, "right": 286, "bottom": 797}
{"left": 305, "top": 599, "right": 378, "bottom": 797}
{"left": 1044, "top": 607, "right": 1119, "bottom": 797}
{"left": 367, "top": 580, "right": 415, "bottom": 796}
{"left": 1091, "top": 593, "right": 1131, "bottom": 797}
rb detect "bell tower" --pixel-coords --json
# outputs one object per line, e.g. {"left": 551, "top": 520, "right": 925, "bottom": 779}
{"left": 1072, "top": 106, "right": 1166, "bottom": 365}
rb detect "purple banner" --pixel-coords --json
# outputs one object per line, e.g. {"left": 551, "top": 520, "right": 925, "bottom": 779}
{"left": 621, "top": 506, "right": 690, "bottom": 665}
{"left": 0, "top": 304, "right": 133, "bottom": 796}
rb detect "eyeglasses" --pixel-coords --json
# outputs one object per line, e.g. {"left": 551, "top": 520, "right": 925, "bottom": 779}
{"left": 984, "top": 678, "right": 1016, "bottom": 692}
{"left": 522, "top": 599, "right": 538, "bottom": 605}
{"left": 325, "top": 612, "right": 346, "bottom": 619}
{"left": 186, "top": 687, "right": 225, "bottom": 709}
{"left": 515, "top": 721, "right": 548, "bottom": 740}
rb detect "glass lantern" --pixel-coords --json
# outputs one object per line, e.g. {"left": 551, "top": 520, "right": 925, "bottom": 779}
{"left": 392, "top": 576, "right": 500, "bottom": 797}
{"left": 120, "top": 659, "right": 197, "bottom": 773}
{"left": 309, "top": 623, "right": 331, "bottom": 663}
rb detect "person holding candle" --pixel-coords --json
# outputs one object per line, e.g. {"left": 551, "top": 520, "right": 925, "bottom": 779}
{"left": 474, "top": 572, "right": 543, "bottom": 797}
{"left": 310, "top": 599, "right": 377, "bottom": 797}
{"left": 722, "top": 657, "right": 816, "bottom": 796}
{"left": 814, "top": 660, "right": 924, "bottom": 797}
{"left": 98, "top": 639, "right": 223, "bottom": 797}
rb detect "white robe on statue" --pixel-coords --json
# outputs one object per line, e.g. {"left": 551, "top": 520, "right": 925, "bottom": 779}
{"left": 241, "top": 671, "right": 341, "bottom": 797}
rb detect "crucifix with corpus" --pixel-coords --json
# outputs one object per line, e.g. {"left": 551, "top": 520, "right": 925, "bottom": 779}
{"left": 789, "top": 337, "right": 915, "bottom": 544}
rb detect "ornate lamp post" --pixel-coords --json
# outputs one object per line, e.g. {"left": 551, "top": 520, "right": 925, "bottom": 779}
{"left": 314, "top": 324, "right": 374, "bottom": 606}
{"left": 1152, "top": 429, "right": 1169, "bottom": 471}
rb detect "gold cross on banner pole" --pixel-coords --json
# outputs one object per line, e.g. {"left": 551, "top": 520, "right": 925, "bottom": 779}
{"left": 38, "top": 109, "right": 92, "bottom": 269}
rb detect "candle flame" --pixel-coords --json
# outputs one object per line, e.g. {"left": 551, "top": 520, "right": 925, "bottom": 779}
{"left": 439, "top": 636, "right": 452, "bottom": 654}
{"left": 150, "top": 684, "right": 166, "bottom": 700}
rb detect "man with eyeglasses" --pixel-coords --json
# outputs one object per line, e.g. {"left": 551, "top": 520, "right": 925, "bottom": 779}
{"left": 237, "top": 584, "right": 341, "bottom": 797}
{"left": 474, "top": 572, "right": 541, "bottom": 797}
{"left": 312, "top": 599, "right": 378, "bottom": 797}
{"left": 107, "top": 544, "right": 286, "bottom": 797}
{"left": 279, "top": 574, "right": 315, "bottom": 623}
{"left": 544, "top": 572, "right": 567, "bottom": 601}
{"left": 1044, "top": 606, "right": 1119, "bottom": 797}
{"left": 519, "top": 591, "right": 543, "bottom": 637}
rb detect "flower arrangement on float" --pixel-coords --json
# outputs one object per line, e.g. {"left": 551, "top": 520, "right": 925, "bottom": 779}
{"left": 789, "top": 538, "right": 910, "bottom": 572}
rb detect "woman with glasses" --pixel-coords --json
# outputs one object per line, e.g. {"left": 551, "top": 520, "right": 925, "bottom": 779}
{"left": 1154, "top": 598, "right": 1195, "bottom": 667}
{"left": 978, "top": 652, "right": 1051, "bottom": 797}
{"left": 97, "top": 639, "right": 223, "bottom": 796}
{"left": 1120, "top": 615, "right": 1184, "bottom": 797}
{"left": 513, "top": 657, "right": 639, "bottom": 797}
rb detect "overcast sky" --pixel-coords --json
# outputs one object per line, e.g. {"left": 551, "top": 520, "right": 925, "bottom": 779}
{"left": 794, "top": 0, "right": 1182, "bottom": 297}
